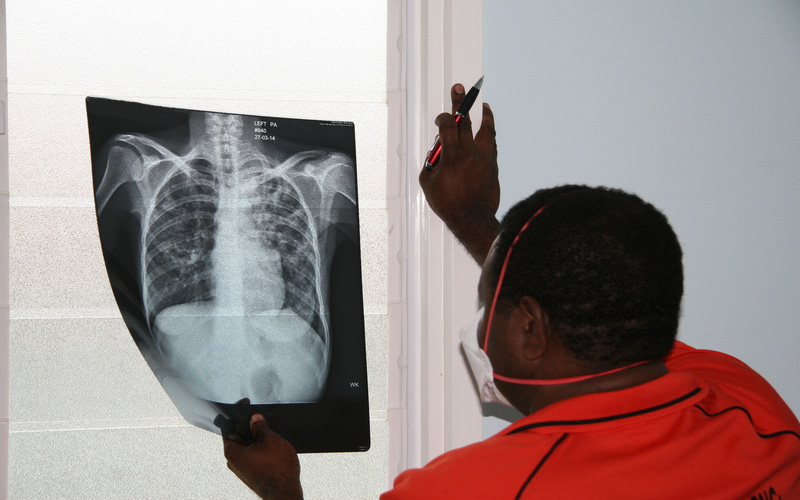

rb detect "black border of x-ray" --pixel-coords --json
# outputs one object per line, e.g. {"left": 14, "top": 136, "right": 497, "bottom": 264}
{"left": 86, "top": 97, "right": 370, "bottom": 453}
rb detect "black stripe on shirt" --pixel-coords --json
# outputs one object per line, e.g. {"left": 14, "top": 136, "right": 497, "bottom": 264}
{"left": 514, "top": 433, "right": 568, "bottom": 500}
{"left": 693, "top": 404, "right": 800, "bottom": 440}
{"left": 507, "top": 387, "right": 702, "bottom": 435}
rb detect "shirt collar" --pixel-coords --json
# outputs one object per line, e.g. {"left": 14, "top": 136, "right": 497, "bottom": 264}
{"left": 501, "top": 371, "right": 708, "bottom": 436}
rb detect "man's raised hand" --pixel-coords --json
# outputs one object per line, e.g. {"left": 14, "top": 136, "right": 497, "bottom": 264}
{"left": 419, "top": 83, "right": 501, "bottom": 265}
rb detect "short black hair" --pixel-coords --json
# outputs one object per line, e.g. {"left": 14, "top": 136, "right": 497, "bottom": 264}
{"left": 492, "top": 185, "right": 683, "bottom": 367}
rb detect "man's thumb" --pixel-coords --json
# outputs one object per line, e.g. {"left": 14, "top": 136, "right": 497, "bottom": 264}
{"left": 249, "top": 413, "right": 272, "bottom": 441}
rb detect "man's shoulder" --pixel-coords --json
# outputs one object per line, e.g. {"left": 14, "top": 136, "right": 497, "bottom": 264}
{"left": 666, "top": 340, "right": 800, "bottom": 432}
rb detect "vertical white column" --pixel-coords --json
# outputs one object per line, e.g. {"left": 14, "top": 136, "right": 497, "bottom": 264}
{"left": 390, "top": 0, "right": 483, "bottom": 482}
{"left": 386, "top": 0, "right": 409, "bottom": 485}
{"left": 406, "top": 0, "right": 451, "bottom": 469}
{"left": 0, "top": 0, "right": 9, "bottom": 498}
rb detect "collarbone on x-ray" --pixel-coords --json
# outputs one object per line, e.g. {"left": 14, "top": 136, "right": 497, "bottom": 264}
{"left": 94, "top": 112, "right": 357, "bottom": 405}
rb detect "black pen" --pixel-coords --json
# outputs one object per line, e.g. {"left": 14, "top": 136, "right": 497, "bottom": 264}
{"left": 424, "top": 76, "right": 484, "bottom": 171}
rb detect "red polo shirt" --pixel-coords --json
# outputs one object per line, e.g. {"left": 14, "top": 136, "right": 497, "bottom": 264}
{"left": 383, "top": 341, "right": 800, "bottom": 499}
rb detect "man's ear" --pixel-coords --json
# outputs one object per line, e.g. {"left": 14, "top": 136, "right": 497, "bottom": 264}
{"left": 516, "top": 296, "right": 549, "bottom": 361}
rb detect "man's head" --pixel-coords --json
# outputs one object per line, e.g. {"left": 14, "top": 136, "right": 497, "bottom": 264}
{"left": 482, "top": 185, "right": 683, "bottom": 372}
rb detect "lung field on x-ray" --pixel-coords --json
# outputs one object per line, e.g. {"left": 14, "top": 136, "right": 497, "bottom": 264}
{"left": 95, "top": 111, "right": 358, "bottom": 405}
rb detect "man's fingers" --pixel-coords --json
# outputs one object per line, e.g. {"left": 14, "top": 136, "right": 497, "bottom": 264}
{"left": 424, "top": 88, "right": 482, "bottom": 172}
{"left": 451, "top": 83, "right": 473, "bottom": 131}
{"left": 434, "top": 112, "right": 459, "bottom": 164}
{"left": 249, "top": 413, "right": 274, "bottom": 444}
{"left": 474, "top": 103, "right": 496, "bottom": 151}
{"left": 451, "top": 83, "right": 465, "bottom": 114}
{"left": 223, "top": 435, "right": 245, "bottom": 461}
{"left": 435, "top": 111, "right": 457, "bottom": 129}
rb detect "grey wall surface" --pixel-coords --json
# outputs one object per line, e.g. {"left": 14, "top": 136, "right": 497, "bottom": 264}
{"left": 483, "top": 1, "right": 800, "bottom": 434}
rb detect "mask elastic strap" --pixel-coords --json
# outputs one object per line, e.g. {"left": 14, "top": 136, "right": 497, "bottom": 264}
{"left": 493, "top": 360, "right": 650, "bottom": 386}
{"left": 483, "top": 206, "right": 546, "bottom": 352}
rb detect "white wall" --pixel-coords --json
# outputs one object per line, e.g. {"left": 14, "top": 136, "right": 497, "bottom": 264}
{"left": 483, "top": 1, "right": 800, "bottom": 433}
{"left": 7, "top": 1, "right": 387, "bottom": 499}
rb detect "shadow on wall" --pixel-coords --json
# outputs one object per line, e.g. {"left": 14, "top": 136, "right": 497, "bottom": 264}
{"left": 483, "top": 403, "right": 522, "bottom": 425}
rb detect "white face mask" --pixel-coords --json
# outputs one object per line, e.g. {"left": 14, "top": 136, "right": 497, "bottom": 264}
{"left": 459, "top": 307, "right": 513, "bottom": 407}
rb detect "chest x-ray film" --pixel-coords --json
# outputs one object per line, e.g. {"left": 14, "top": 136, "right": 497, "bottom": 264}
{"left": 86, "top": 98, "right": 370, "bottom": 453}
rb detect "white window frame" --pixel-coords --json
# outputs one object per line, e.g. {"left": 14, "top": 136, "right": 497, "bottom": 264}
{"left": 387, "top": 0, "right": 484, "bottom": 485}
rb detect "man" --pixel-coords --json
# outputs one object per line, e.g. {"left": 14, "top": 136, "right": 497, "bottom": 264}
{"left": 223, "top": 85, "right": 800, "bottom": 499}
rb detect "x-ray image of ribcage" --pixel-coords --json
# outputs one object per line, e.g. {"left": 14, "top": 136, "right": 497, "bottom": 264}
{"left": 134, "top": 123, "right": 341, "bottom": 404}
{"left": 88, "top": 99, "right": 366, "bottom": 420}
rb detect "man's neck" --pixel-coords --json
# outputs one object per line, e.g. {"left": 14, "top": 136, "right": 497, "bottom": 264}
{"left": 515, "top": 360, "right": 669, "bottom": 416}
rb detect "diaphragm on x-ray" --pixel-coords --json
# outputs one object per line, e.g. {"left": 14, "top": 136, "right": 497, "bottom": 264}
{"left": 86, "top": 98, "right": 370, "bottom": 453}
